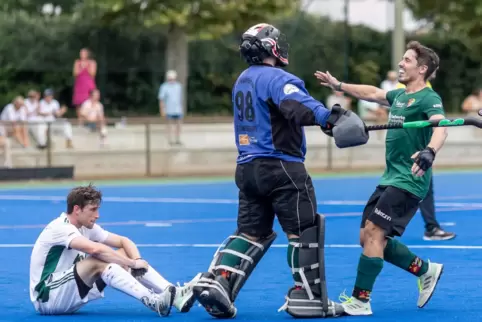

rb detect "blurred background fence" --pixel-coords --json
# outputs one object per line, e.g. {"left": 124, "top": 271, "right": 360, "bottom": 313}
{"left": 2, "top": 116, "right": 481, "bottom": 180}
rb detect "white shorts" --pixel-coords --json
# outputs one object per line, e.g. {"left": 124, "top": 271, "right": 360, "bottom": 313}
{"left": 33, "top": 265, "right": 105, "bottom": 315}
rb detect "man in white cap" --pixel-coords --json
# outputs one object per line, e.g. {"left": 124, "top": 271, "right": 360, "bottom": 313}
{"left": 158, "top": 70, "right": 183, "bottom": 146}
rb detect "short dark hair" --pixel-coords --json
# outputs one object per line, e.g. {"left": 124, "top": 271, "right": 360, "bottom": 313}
{"left": 406, "top": 41, "right": 440, "bottom": 81}
{"left": 66, "top": 184, "right": 102, "bottom": 214}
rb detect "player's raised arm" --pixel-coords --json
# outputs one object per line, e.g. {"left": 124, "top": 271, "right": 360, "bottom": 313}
{"left": 314, "top": 71, "right": 389, "bottom": 106}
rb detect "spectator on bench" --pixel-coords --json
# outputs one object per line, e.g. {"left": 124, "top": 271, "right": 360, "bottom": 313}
{"left": 37, "top": 89, "right": 73, "bottom": 149}
{"left": 79, "top": 88, "right": 107, "bottom": 147}
{"left": 24, "top": 89, "right": 45, "bottom": 148}
{"left": 0, "top": 96, "right": 29, "bottom": 149}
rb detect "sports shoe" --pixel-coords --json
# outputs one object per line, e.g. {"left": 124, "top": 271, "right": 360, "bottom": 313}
{"left": 417, "top": 261, "right": 443, "bottom": 308}
{"left": 155, "top": 285, "right": 176, "bottom": 316}
{"left": 423, "top": 228, "right": 456, "bottom": 241}
{"left": 142, "top": 285, "right": 175, "bottom": 317}
{"left": 173, "top": 273, "right": 202, "bottom": 313}
{"left": 338, "top": 291, "right": 372, "bottom": 316}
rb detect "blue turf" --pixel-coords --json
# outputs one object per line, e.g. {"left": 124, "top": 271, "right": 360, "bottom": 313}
{"left": 1, "top": 171, "right": 482, "bottom": 321}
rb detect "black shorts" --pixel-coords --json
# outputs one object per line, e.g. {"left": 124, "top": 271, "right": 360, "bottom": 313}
{"left": 235, "top": 158, "right": 317, "bottom": 237}
{"left": 361, "top": 185, "right": 421, "bottom": 237}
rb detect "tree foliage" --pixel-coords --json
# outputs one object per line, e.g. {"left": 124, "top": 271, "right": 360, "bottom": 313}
{"left": 83, "top": 0, "right": 300, "bottom": 113}
{"left": 0, "top": 10, "right": 165, "bottom": 115}
{"left": 0, "top": 4, "right": 479, "bottom": 116}
{"left": 406, "top": 0, "right": 482, "bottom": 53}
{"left": 89, "top": 0, "right": 299, "bottom": 38}
{"left": 1, "top": 0, "right": 84, "bottom": 15}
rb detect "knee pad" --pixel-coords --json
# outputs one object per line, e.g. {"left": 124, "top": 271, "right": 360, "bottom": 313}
{"left": 193, "top": 231, "right": 277, "bottom": 318}
{"left": 280, "top": 214, "right": 345, "bottom": 318}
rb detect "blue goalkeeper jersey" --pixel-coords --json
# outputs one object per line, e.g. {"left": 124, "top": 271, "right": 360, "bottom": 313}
{"left": 233, "top": 64, "right": 331, "bottom": 164}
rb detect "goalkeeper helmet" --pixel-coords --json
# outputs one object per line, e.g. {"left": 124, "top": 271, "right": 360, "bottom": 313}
{"left": 239, "top": 23, "right": 289, "bottom": 67}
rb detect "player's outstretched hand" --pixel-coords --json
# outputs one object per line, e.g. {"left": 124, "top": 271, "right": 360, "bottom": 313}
{"left": 411, "top": 147, "right": 436, "bottom": 177}
{"left": 314, "top": 71, "right": 340, "bottom": 89}
{"left": 131, "top": 258, "right": 149, "bottom": 277}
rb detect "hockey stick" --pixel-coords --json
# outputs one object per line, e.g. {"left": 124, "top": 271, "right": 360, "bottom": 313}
{"left": 365, "top": 117, "right": 482, "bottom": 131}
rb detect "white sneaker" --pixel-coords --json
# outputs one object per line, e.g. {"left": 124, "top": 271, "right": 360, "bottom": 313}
{"left": 417, "top": 261, "right": 443, "bottom": 308}
{"left": 173, "top": 273, "right": 202, "bottom": 313}
{"left": 142, "top": 286, "right": 175, "bottom": 316}
{"left": 339, "top": 291, "right": 373, "bottom": 316}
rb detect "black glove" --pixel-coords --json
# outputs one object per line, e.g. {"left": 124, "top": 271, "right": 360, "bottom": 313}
{"left": 131, "top": 258, "right": 148, "bottom": 278}
{"left": 320, "top": 104, "right": 345, "bottom": 137}
{"left": 412, "top": 147, "right": 436, "bottom": 171}
{"left": 320, "top": 104, "right": 369, "bottom": 148}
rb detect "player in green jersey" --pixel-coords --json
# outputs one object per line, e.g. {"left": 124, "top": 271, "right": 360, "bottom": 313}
{"left": 314, "top": 41, "right": 448, "bottom": 315}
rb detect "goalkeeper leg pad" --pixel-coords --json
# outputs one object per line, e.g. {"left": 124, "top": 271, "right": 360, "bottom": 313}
{"left": 280, "top": 214, "right": 345, "bottom": 318}
{"left": 193, "top": 231, "right": 277, "bottom": 318}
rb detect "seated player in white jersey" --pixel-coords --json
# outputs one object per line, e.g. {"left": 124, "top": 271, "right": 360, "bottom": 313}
{"left": 29, "top": 184, "right": 201, "bottom": 316}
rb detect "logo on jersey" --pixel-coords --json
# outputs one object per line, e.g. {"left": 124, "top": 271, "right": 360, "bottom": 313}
{"left": 407, "top": 98, "right": 416, "bottom": 107}
{"left": 283, "top": 84, "right": 300, "bottom": 95}
{"left": 239, "top": 134, "right": 250, "bottom": 145}
{"left": 388, "top": 113, "right": 405, "bottom": 125}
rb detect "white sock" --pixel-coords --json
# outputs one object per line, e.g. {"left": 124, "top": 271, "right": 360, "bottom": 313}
{"left": 137, "top": 265, "right": 172, "bottom": 293}
{"left": 101, "top": 263, "right": 152, "bottom": 300}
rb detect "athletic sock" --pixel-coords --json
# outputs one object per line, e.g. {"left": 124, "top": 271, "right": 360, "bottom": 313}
{"left": 137, "top": 265, "right": 172, "bottom": 293}
{"left": 218, "top": 237, "right": 251, "bottom": 279}
{"left": 101, "top": 263, "right": 153, "bottom": 300}
{"left": 287, "top": 238, "right": 301, "bottom": 284}
{"left": 383, "top": 238, "right": 429, "bottom": 277}
{"left": 352, "top": 254, "right": 384, "bottom": 302}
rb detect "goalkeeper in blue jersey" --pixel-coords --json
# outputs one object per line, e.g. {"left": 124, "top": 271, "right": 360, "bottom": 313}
{"left": 192, "top": 23, "right": 369, "bottom": 319}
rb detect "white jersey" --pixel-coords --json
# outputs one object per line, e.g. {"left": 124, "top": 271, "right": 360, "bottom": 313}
{"left": 29, "top": 212, "right": 109, "bottom": 304}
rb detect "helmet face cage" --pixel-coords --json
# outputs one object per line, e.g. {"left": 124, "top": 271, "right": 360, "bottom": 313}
{"left": 239, "top": 24, "right": 289, "bottom": 66}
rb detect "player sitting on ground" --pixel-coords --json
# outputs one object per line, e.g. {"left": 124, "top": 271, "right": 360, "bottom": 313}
{"left": 192, "top": 23, "right": 369, "bottom": 319}
{"left": 29, "top": 184, "right": 200, "bottom": 316}
{"left": 315, "top": 41, "right": 447, "bottom": 315}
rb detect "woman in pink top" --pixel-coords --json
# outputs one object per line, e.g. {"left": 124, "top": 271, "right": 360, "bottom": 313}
{"left": 72, "top": 48, "right": 97, "bottom": 122}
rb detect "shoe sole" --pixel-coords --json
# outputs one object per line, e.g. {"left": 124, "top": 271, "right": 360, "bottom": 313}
{"left": 341, "top": 304, "right": 373, "bottom": 316}
{"left": 418, "top": 264, "right": 443, "bottom": 309}
{"left": 194, "top": 289, "right": 237, "bottom": 318}
{"left": 423, "top": 235, "right": 456, "bottom": 241}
